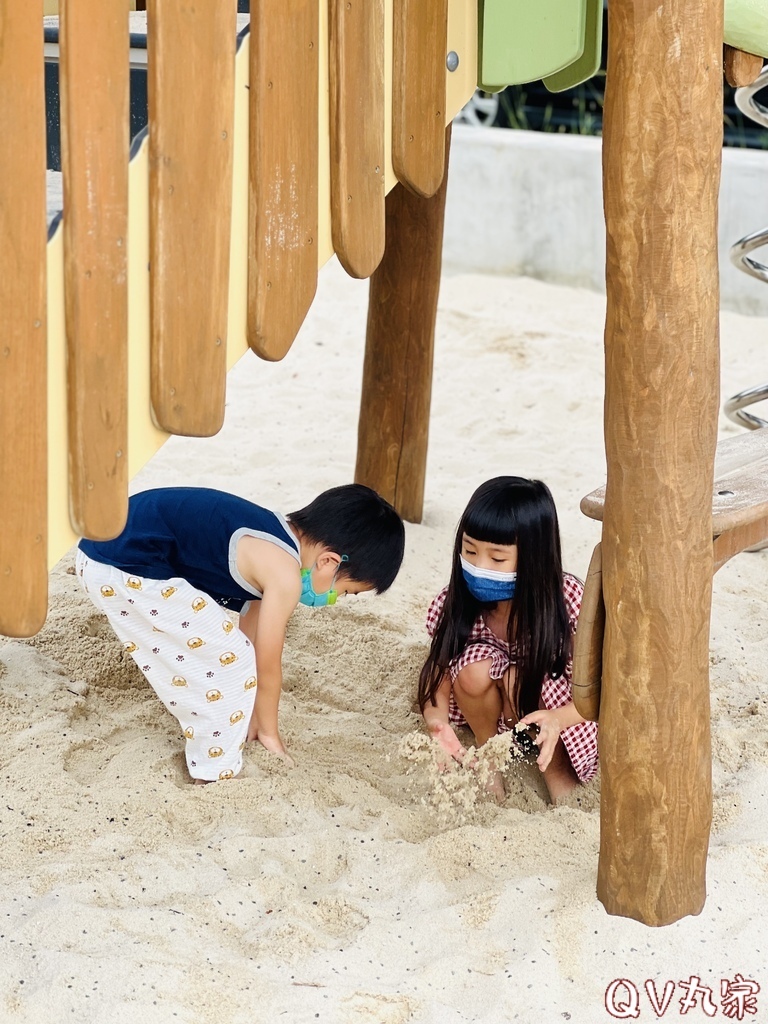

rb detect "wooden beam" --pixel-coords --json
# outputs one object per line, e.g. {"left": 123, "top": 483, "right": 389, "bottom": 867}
{"left": 60, "top": 0, "right": 130, "bottom": 539}
{"left": 248, "top": 1, "right": 319, "bottom": 361}
{"left": 148, "top": 0, "right": 236, "bottom": 435}
{"left": 598, "top": 0, "right": 722, "bottom": 925}
{"left": 0, "top": 0, "right": 48, "bottom": 636}
{"left": 329, "top": 0, "right": 386, "bottom": 279}
{"left": 355, "top": 126, "right": 451, "bottom": 523}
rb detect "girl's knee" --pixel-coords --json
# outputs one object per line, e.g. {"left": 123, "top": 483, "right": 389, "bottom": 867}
{"left": 454, "top": 658, "right": 495, "bottom": 699}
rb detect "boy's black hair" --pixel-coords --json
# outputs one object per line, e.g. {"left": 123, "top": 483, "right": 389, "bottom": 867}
{"left": 288, "top": 484, "right": 405, "bottom": 593}
{"left": 418, "top": 476, "right": 571, "bottom": 719}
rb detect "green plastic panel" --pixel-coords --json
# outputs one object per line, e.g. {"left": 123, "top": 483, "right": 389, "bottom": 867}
{"left": 479, "top": 0, "right": 587, "bottom": 89}
{"left": 543, "top": 0, "right": 602, "bottom": 92}
{"left": 725, "top": 0, "right": 768, "bottom": 58}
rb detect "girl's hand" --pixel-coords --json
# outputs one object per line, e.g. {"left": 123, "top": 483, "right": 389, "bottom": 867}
{"left": 427, "top": 720, "right": 467, "bottom": 764}
{"left": 517, "top": 709, "right": 566, "bottom": 773}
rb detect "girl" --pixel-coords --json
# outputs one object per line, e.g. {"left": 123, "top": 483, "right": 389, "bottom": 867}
{"left": 418, "top": 477, "right": 598, "bottom": 804}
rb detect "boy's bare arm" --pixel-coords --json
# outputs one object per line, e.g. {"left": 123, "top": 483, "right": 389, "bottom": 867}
{"left": 235, "top": 538, "right": 302, "bottom": 758}
{"left": 249, "top": 589, "right": 295, "bottom": 744}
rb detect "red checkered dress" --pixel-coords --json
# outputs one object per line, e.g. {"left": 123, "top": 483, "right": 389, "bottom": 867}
{"left": 425, "top": 573, "right": 598, "bottom": 782}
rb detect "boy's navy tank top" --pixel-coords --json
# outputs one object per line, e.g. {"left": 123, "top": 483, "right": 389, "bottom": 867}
{"left": 78, "top": 487, "right": 301, "bottom": 610}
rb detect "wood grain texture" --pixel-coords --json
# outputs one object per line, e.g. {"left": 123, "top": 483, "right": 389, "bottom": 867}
{"left": 392, "top": 0, "right": 448, "bottom": 198}
{"left": 60, "top": 0, "right": 130, "bottom": 539}
{"left": 147, "top": 0, "right": 236, "bottom": 436}
{"left": 598, "top": 0, "right": 722, "bottom": 926}
{"left": 329, "top": 0, "right": 386, "bottom": 279}
{"left": 571, "top": 543, "right": 603, "bottom": 722}
{"left": 355, "top": 127, "right": 451, "bottom": 523}
{"left": 724, "top": 44, "right": 764, "bottom": 87}
{"left": 248, "top": 1, "right": 319, "bottom": 361}
{"left": 0, "top": 0, "right": 48, "bottom": 636}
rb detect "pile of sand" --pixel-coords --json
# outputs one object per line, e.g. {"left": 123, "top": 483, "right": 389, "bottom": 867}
{"left": 1, "top": 260, "right": 766, "bottom": 1023}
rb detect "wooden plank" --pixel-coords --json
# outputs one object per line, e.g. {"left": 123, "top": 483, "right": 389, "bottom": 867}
{"left": 0, "top": 0, "right": 48, "bottom": 636}
{"left": 713, "top": 514, "right": 768, "bottom": 571}
{"left": 597, "top": 0, "right": 722, "bottom": 926}
{"left": 60, "top": 0, "right": 130, "bottom": 539}
{"left": 248, "top": 1, "right": 319, "bottom": 361}
{"left": 392, "top": 0, "right": 448, "bottom": 199}
{"left": 329, "top": 0, "right": 386, "bottom": 279}
{"left": 582, "top": 427, "right": 768, "bottom": 536}
{"left": 355, "top": 127, "right": 452, "bottom": 523}
{"left": 147, "top": 0, "right": 236, "bottom": 435}
{"left": 571, "top": 544, "right": 603, "bottom": 723}
{"left": 724, "top": 44, "right": 764, "bottom": 87}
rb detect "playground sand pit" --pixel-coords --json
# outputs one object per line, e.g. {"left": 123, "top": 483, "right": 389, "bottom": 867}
{"left": 1, "top": 259, "right": 767, "bottom": 1022}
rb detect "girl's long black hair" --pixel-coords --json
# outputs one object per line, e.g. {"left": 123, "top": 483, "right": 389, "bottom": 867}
{"left": 418, "top": 477, "right": 571, "bottom": 720}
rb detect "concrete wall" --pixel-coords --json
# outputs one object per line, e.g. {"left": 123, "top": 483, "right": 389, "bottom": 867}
{"left": 443, "top": 125, "right": 768, "bottom": 316}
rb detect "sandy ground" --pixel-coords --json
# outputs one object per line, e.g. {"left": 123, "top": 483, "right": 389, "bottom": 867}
{"left": 1, "top": 260, "right": 767, "bottom": 1023}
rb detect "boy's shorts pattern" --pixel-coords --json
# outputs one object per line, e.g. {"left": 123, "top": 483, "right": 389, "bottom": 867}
{"left": 76, "top": 550, "right": 257, "bottom": 781}
{"left": 426, "top": 573, "right": 599, "bottom": 782}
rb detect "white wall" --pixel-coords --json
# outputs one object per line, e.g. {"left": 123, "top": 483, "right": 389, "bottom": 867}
{"left": 443, "top": 125, "right": 768, "bottom": 316}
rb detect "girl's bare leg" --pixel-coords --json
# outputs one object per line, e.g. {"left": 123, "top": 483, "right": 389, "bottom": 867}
{"left": 452, "top": 659, "right": 502, "bottom": 747}
{"left": 453, "top": 660, "right": 505, "bottom": 802}
{"left": 542, "top": 738, "right": 579, "bottom": 804}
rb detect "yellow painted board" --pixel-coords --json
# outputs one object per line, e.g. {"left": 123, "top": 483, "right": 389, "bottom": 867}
{"left": 45, "top": 0, "right": 477, "bottom": 567}
{"left": 44, "top": 0, "right": 138, "bottom": 11}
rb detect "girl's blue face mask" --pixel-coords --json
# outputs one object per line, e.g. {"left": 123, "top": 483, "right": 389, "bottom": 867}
{"left": 460, "top": 554, "right": 517, "bottom": 602}
{"left": 299, "top": 555, "right": 348, "bottom": 607}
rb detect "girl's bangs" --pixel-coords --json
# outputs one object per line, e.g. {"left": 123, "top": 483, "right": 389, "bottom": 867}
{"left": 460, "top": 500, "right": 518, "bottom": 548}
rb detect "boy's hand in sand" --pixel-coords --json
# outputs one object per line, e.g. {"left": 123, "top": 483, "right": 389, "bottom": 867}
{"left": 248, "top": 724, "right": 295, "bottom": 767}
{"left": 427, "top": 721, "right": 467, "bottom": 764}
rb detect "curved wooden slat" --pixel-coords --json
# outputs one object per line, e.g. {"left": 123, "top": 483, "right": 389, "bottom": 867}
{"left": 0, "top": 0, "right": 48, "bottom": 636}
{"left": 248, "top": 1, "right": 319, "bottom": 362}
{"left": 148, "top": 0, "right": 236, "bottom": 436}
{"left": 60, "top": 0, "right": 130, "bottom": 539}
{"left": 392, "top": 0, "right": 448, "bottom": 199}
{"left": 571, "top": 543, "right": 604, "bottom": 723}
{"left": 724, "top": 44, "right": 764, "bottom": 87}
{"left": 329, "top": 0, "right": 386, "bottom": 279}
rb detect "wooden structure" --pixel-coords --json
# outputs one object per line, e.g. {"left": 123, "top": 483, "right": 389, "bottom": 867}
{"left": 2, "top": 0, "right": 768, "bottom": 928}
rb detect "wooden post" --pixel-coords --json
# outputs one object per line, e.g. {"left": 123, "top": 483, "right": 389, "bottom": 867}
{"left": 0, "top": 0, "right": 48, "bottom": 637}
{"left": 355, "top": 126, "right": 451, "bottom": 523}
{"left": 598, "top": 0, "right": 723, "bottom": 925}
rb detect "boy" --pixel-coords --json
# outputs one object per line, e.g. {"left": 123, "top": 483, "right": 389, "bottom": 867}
{"left": 76, "top": 484, "right": 405, "bottom": 782}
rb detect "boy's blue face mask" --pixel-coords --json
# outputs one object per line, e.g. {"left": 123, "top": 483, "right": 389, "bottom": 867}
{"left": 460, "top": 555, "right": 517, "bottom": 602}
{"left": 299, "top": 555, "right": 348, "bottom": 607}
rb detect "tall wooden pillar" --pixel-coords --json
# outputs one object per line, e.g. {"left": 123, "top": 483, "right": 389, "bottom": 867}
{"left": 355, "top": 126, "right": 451, "bottom": 523}
{"left": 598, "top": 1, "right": 723, "bottom": 925}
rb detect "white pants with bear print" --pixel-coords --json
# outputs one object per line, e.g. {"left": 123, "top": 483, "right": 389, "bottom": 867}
{"left": 76, "top": 549, "right": 257, "bottom": 781}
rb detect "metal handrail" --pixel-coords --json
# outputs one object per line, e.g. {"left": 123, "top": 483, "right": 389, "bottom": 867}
{"left": 726, "top": 67, "right": 768, "bottom": 429}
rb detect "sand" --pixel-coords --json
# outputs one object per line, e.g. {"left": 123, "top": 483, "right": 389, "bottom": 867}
{"left": 1, "top": 260, "right": 767, "bottom": 1023}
